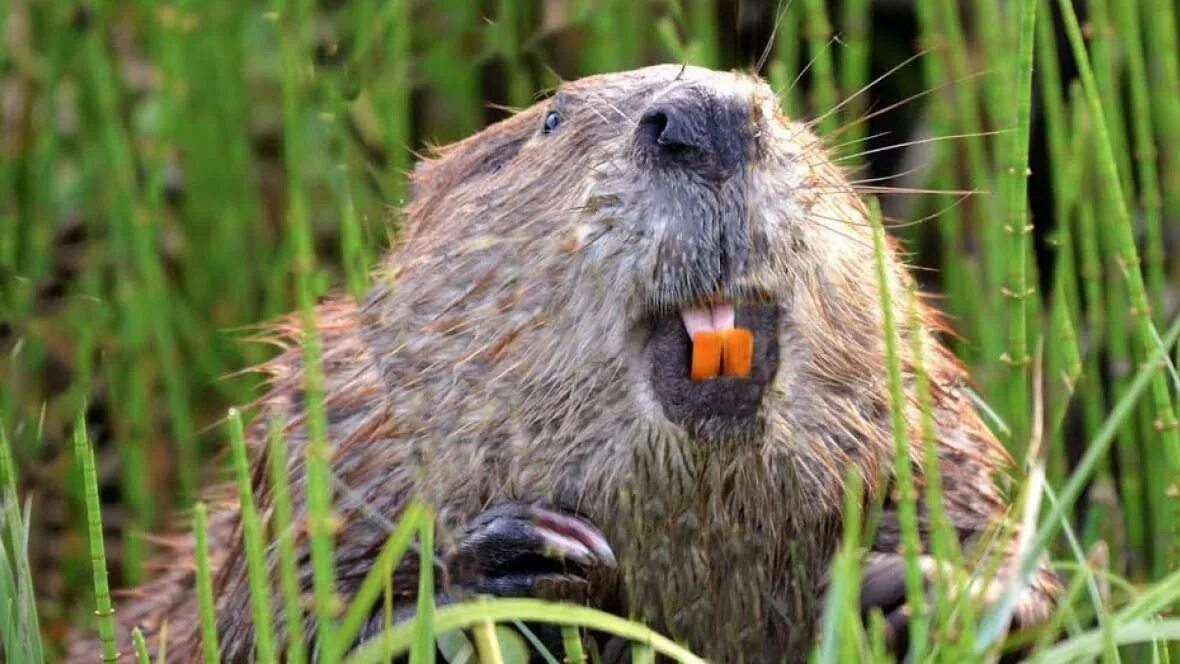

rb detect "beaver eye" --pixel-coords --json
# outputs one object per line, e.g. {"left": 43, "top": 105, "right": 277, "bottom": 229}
{"left": 542, "top": 110, "right": 562, "bottom": 134}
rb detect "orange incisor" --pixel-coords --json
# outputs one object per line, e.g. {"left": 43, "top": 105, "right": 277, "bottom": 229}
{"left": 690, "top": 328, "right": 754, "bottom": 381}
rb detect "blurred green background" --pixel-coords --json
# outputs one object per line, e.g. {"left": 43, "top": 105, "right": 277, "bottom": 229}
{"left": 3, "top": 0, "right": 1180, "bottom": 659}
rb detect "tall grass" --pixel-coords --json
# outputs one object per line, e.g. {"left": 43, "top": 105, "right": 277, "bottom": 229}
{"left": 2, "top": 0, "right": 1180, "bottom": 661}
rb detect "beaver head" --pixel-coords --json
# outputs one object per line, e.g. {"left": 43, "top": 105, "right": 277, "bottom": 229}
{"left": 383, "top": 65, "right": 898, "bottom": 477}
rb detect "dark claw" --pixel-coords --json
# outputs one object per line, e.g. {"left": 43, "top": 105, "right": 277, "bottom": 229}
{"left": 449, "top": 501, "right": 616, "bottom": 597}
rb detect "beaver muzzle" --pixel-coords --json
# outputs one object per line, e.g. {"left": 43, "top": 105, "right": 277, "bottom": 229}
{"left": 645, "top": 299, "right": 780, "bottom": 432}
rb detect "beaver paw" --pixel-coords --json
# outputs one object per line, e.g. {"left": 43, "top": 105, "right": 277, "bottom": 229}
{"left": 859, "top": 552, "right": 1057, "bottom": 659}
{"left": 448, "top": 501, "right": 617, "bottom": 603}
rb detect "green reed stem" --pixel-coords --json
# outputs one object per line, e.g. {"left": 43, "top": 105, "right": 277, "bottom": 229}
{"left": 194, "top": 502, "right": 220, "bottom": 664}
{"left": 869, "top": 198, "right": 927, "bottom": 657}
{"left": 267, "top": 417, "right": 307, "bottom": 664}
{"left": 562, "top": 625, "right": 586, "bottom": 663}
{"left": 931, "top": 0, "right": 1004, "bottom": 381}
{"left": 335, "top": 503, "right": 424, "bottom": 656}
{"left": 838, "top": 0, "right": 870, "bottom": 162}
{"left": 1066, "top": 0, "right": 1180, "bottom": 582}
{"left": 492, "top": 0, "right": 534, "bottom": 108}
{"left": 817, "top": 468, "right": 864, "bottom": 663}
{"left": 1057, "top": 0, "right": 1180, "bottom": 545}
{"left": 1143, "top": 0, "right": 1180, "bottom": 236}
{"left": 275, "top": 0, "right": 340, "bottom": 655}
{"left": 1026, "top": 313, "right": 1180, "bottom": 605}
{"left": 802, "top": 0, "right": 839, "bottom": 137}
{"left": 768, "top": 3, "right": 802, "bottom": 116}
{"left": 1000, "top": 0, "right": 1038, "bottom": 452}
{"left": 409, "top": 516, "right": 436, "bottom": 664}
{"left": 1114, "top": 0, "right": 1165, "bottom": 325}
{"left": 74, "top": 409, "right": 118, "bottom": 663}
{"left": 227, "top": 409, "right": 277, "bottom": 663}
{"left": 1085, "top": 0, "right": 1134, "bottom": 198}
{"left": 132, "top": 627, "right": 150, "bottom": 664}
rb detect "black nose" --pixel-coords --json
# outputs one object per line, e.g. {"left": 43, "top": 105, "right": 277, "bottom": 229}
{"left": 635, "top": 92, "right": 750, "bottom": 180}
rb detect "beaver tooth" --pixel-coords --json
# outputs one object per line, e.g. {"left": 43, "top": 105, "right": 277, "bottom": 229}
{"left": 690, "top": 331, "right": 724, "bottom": 381}
{"left": 679, "top": 301, "right": 736, "bottom": 337}
{"left": 682, "top": 301, "right": 740, "bottom": 380}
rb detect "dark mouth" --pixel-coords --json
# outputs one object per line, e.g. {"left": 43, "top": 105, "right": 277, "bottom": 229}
{"left": 644, "top": 299, "right": 781, "bottom": 434}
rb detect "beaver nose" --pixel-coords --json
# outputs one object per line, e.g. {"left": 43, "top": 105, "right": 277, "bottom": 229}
{"left": 636, "top": 92, "right": 749, "bottom": 180}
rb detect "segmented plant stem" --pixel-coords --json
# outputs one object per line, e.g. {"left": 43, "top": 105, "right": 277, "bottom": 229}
{"left": 194, "top": 502, "right": 220, "bottom": 664}
{"left": 869, "top": 198, "right": 927, "bottom": 658}
{"left": 1001, "top": 0, "right": 1038, "bottom": 452}
{"left": 74, "top": 410, "right": 118, "bottom": 663}
{"left": 227, "top": 409, "right": 277, "bottom": 663}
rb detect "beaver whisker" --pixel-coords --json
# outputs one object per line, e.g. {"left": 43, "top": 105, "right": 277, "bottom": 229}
{"left": 808, "top": 69, "right": 991, "bottom": 148}
{"left": 776, "top": 34, "right": 841, "bottom": 101}
{"left": 805, "top": 49, "right": 928, "bottom": 134}
{"left": 831, "top": 129, "right": 1008, "bottom": 164}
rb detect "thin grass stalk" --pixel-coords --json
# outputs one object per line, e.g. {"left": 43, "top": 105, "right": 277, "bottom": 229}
{"left": 274, "top": 0, "right": 341, "bottom": 655}
{"left": 83, "top": 0, "right": 198, "bottom": 505}
{"left": 493, "top": 0, "right": 534, "bottom": 109}
{"left": 0, "top": 424, "right": 44, "bottom": 664}
{"left": 1143, "top": 0, "right": 1180, "bottom": 238}
{"left": 1000, "top": 0, "right": 1038, "bottom": 452}
{"left": 1084, "top": 0, "right": 1134, "bottom": 197}
{"left": 1114, "top": 0, "right": 1166, "bottom": 330}
{"left": 801, "top": 0, "right": 839, "bottom": 137}
{"left": 869, "top": 197, "right": 927, "bottom": 657}
{"left": 335, "top": 503, "right": 424, "bottom": 655}
{"left": 409, "top": 515, "right": 436, "bottom": 664}
{"left": 686, "top": 0, "right": 720, "bottom": 68}
{"left": 631, "top": 643, "right": 656, "bottom": 664}
{"left": 970, "top": 0, "right": 1010, "bottom": 131}
{"left": 816, "top": 469, "right": 863, "bottom": 662}
{"left": 911, "top": 0, "right": 973, "bottom": 359}
{"left": 1057, "top": 0, "right": 1180, "bottom": 569}
{"left": 907, "top": 284, "right": 971, "bottom": 652}
{"left": 562, "top": 625, "right": 587, "bottom": 663}
{"left": 408, "top": 0, "right": 481, "bottom": 144}
{"left": 930, "top": 0, "right": 1005, "bottom": 382}
{"left": 471, "top": 619, "right": 505, "bottom": 664}
{"left": 1023, "top": 313, "right": 1180, "bottom": 608}
{"left": 132, "top": 627, "right": 151, "bottom": 664}
{"left": 769, "top": 2, "right": 802, "bottom": 116}
{"left": 227, "top": 409, "right": 277, "bottom": 662}
{"left": 838, "top": 0, "right": 870, "bottom": 164}
{"left": 267, "top": 416, "right": 307, "bottom": 664}
{"left": 194, "top": 502, "right": 220, "bottom": 664}
{"left": 73, "top": 409, "right": 118, "bottom": 663}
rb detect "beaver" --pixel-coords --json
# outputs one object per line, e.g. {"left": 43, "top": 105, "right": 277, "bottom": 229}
{"left": 73, "top": 64, "right": 1059, "bottom": 662}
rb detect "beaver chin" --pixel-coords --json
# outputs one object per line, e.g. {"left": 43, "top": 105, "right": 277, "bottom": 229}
{"left": 644, "top": 299, "right": 780, "bottom": 437}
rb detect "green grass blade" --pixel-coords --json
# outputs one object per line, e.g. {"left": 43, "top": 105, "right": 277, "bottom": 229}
{"left": 869, "top": 197, "right": 927, "bottom": 657}
{"left": 227, "top": 408, "right": 276, "bottom": 663}
{"left": 194, "top": 502, "right": 220, "bottom": 664}
{"left": 335, "top": 502, "right": 424, "bottom": 655}
{"left": 345, "top": 599, "right": 708, "bottom": 664}
{"left": 1000, "top": 0, "right": 1038, "bottom": 451}
{"left": 74, "top": 409, "right": 118, "bottom": 663}
{"left": 267, "top": 416, "right": 308, "bottom": 664}
{"left": 409, "top": 514, "right": 436, "bottom": 664}
{"left": 132, "top": 627, "right": 151, "bottom": 664}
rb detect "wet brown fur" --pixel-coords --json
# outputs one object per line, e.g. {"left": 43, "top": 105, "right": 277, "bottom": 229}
{"left": 70, "top": 65, "right": 1057, "bottom": 662}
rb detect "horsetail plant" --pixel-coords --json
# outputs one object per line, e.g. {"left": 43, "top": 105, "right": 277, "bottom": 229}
{"left": 74, "top": 409, "right": 118, "bottom": 664}
{"left": 1001, "top": 0, "right": 1039, "bottom": 454}
{"left": 194, "top": 502, "right": 220, "bottom": 664}
{"left": 227, "top": 408, "right": 277, "bottom": 664}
